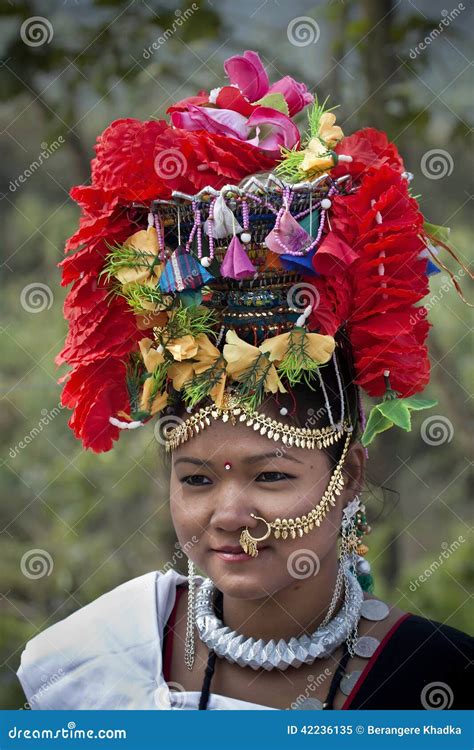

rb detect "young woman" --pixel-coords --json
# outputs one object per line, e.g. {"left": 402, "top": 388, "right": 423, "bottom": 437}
{"left": 16, "top": 49, "right": 472, "bottom": 711}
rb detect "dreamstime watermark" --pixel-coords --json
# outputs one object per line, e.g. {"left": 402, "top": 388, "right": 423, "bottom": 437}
{"left": 20, "top": 549, "right": 54, "bottom": 579}
{"left": 408, "top": 535, "right": 466, "bottom": 592}
{"left": 20, "top": 16, "right": 54, "bottom": 47}
{"left": 289, "top": 669, "right": 332, "bottom": 710}
{"left": 23, "top": 668, "right": 65, "bottom": 709}
{"left": 154, "top": 149, "right": 188, "bottom": 181}
{"left": 287, "top": 16, "right": 320, "bottom": 47}
{"left": 287, "top": 549, "right": 321, "bottom": 579}
{"left": 409, "top": 269, "right": 465, "bottom": 325}
{"left": 286, "top": 282, "right": 320, "bottom": 313}
{"left": 154, "top": 413, "right": 185, "bottom": 446}
{"left": 20, "top": 282, "right": 54, "bottom": 313}
{"left": 160, "top": 537, "right": 200, "bottom": 576}
{"left": 10, "top": 403, "right": 66, "bottom": 458}
{"left": 420, "top": 415, "right": 454, "bottom": 446}
{"left": 154, "top": 681, "right": 187, "bottom": 709}
{"left": 143, "top": 4, "right": 199, "bottom": 59}
{"left": 9, "top": 138, "right": 65, "bottom": 193}
{"left": 420, "top": 148, "right": 454, "bottom": 180}
{"left": 409, "top": 4, "right": 466, "bottom": 59}
{"left": 421, "top": 681, "right": 454, "bottom": 709}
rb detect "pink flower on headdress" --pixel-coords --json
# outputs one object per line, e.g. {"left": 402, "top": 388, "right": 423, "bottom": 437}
{"left": 168, "top": 50, "right": 312, "bottom": 156}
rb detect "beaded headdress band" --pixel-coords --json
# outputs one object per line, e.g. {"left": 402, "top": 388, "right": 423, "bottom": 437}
{"left": 56, "top": 49, "right": 471, "bottom": 456}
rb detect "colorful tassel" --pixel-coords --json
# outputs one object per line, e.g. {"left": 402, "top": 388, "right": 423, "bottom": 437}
{"left": 205, "top": 194, "right": 243, "bottom": 239}
{"left": 265, "top": 208, "right": 313, "bottom": 256}
{"left": 220, "top": 235, "right": 257, "bottom": 280}
{"left": 159, "top": 245, "right": 214, "bottom": 293}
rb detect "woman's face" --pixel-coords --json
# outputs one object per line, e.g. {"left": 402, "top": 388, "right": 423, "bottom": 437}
{"left": 169, "top": 412, "right": 364, "bottom": 600}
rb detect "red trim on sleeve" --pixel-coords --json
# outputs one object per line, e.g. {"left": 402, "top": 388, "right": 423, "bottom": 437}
{"left": 162, "top": 585, "right": 187, "bottom": 683}
{"left": 342, "top": 612, "right": 412, "bottom": 709}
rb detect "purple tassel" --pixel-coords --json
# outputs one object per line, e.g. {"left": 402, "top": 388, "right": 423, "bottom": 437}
{"left": 220, "top": 235, "right": 256, "bottom": 280}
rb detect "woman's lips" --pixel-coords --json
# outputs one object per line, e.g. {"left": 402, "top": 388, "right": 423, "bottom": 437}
{"left": 211, "top": 547, "right": 269, "bottom": 562}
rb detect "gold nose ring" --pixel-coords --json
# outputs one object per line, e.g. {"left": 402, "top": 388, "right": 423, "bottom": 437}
{"left": 239, "top": 513, "right": 272, "bottom": 557}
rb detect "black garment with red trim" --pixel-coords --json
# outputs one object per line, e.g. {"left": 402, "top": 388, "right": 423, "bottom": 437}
{"left": 344, "top": 614, "right": 472, "bottom": 710}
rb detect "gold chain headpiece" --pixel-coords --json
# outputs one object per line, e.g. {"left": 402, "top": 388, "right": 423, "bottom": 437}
{"left": 164, "top": 390, "right": 353, "bottom": 453}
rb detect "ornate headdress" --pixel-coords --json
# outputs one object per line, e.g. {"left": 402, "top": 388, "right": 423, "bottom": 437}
{"left": 57, "top": 49, "right": 470, "bottom": 458}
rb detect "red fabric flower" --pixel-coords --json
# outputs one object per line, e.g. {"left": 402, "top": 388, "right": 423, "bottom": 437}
{"left": 59, "top": 358, "right": 130, "bottom": 453}
{"left": 153, "top": 126, "right": 276, "bottom": 193}
{"left": 333, "top": 127, "right": 405, "bottom": 182}
{"left": 90, "top": 118, "right": 172, "bottom": 202}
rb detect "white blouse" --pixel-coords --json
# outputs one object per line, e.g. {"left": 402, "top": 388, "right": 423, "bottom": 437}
{"left": 16, "top": 569, "right": 277, "bottom": 711}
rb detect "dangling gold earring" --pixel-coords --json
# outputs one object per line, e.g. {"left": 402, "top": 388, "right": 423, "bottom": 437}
{"left": 184, "top": 557, "right": 196, "bottom": 670}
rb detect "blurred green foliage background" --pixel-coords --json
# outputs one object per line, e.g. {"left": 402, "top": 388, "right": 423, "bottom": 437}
{"left": 1, "top": 0, "right": 472, "bottom": 709}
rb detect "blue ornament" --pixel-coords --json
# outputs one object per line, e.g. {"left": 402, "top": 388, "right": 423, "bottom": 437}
{"left": 159, "top": 245, "right": 214, "bottom": 293}
{"left": 280, "top": 246, "right": 319, "bottom": 276}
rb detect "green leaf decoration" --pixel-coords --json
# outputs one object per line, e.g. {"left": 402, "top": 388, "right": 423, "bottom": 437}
{"left": 402, "top": 397, "right": 438, "bottom": 411}
{"left": 254, "top": 92, "right": 289, "bottom": 116}
{"left": 423, "top": 221, "right": 450, "bottom": 244}
{"left": 378, "top": 400, "right": 412, "bottom": 431}
{"left": 361, "top": 396, "right": 438, "bottom": 447}
{"left": 298, "top": 209, "right": 320, "bottom": 238}
{"left": 360, "top": 408, "right": 393, "bottom": 447}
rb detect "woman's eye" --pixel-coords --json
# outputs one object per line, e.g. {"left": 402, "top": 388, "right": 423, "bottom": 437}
{"left": 256, "top": 471, "right": 292, "bottom": 482}
{"left": 181, "top": 475, "right": 212, "bottom": 486}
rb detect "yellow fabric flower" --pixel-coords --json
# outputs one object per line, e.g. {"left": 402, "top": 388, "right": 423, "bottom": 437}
{"left": 260, "top": 329, "right": 336, "bottom": 364}
{"left": 114, "top": 226, "right": 162, "bottom": 289}
{"left": 223, "top": 330, "right": 287, "bottom": 396}
{"left": 318, "top": 112, "right": 344, "bottom": 148}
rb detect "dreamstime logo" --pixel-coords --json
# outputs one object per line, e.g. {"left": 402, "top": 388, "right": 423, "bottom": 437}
{"left": 421, "top": 681, "right": 454, "bottom": 710}
{"left": 20, "top": 16, "right": 54, "bottom": 47}
{"left": 154, "top": 149, "right": 188, "bottom": 180}
{"left": 409, "top": 270, "right": 465, "bottom": 326}
{"left": 9, "top": 137, "right": 65, "bottom": 192}
{"left": 154, "top": 681, "right": 187, "bottom": 709}
{"left": 290, "top": 668, "right": 331, "bottom": 709}
{"left": 26, "top": 668, "right": 65, "bottom": 708}
{"left": 420, "top": 149, "right": 454, "bottom": 180}
{"left": 409, "top": 4, "right": 466, "bottom": 59}
{"left": 287, "top": 549, "right": 320, "bottom": 579}
{"left": 21, "top": 549, "right": 54, "bottom": 579}
{"left": 154, "top": 413, "right": 185, "bottom": 445}
{"left": 143, "top": 3, "right": 199, "bottom": 59}
{"left": 160, "top": 536, "right": 199, "bottom": 575}
{"left": 287, "top": 16, "right": 320, "bottom": 47}
{"left": 9, "top": 403, "right": 65, "bottom": 459}
{"left": 286, "top": 282, "right": 319, "bottom": 312}
{"left": 420, "top": 415, "right": 454, "bottom": 446}
{"left": 408, "top": 535, "right": 465, "bottom": 592}
{"left": 20, "top": 283, "right": 54, "bottom": 313}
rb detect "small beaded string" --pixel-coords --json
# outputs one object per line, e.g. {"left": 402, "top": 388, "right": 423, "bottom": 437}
{"left": 153, "top": 211, "right": 166, "bottom": 262}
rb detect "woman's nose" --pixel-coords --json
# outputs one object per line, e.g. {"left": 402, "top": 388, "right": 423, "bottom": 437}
{"left": 209, "top": 480, "right": 256, "bottom": 532}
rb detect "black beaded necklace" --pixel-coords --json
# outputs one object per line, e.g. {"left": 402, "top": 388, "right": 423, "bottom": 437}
{"left": 197, "top": 588, "right": 349, "bottom": 710}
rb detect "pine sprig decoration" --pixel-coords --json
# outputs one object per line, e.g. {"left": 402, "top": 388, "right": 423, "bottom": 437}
{"left": 126, "top": 353, "right": 146, "bottom": 414}
{"left": 276, "top": 328, "right": 324, "bottom": 388}
{"left": 163, "top": 305, "right": 218, "bottom": 345}
{"left": 182, "top": 355, "right": 227, "bottom": 408}
{"left": 275, "top": 96, "right": 339, "bottom": 184}
{"left": 231, "top": 352, "right": 274, "bottom": 412}
{"left": 99, "top": 240, "right": 160, "bottom": 282}
{"left": 115, "top": 283, "right": 172, "bottom": 314}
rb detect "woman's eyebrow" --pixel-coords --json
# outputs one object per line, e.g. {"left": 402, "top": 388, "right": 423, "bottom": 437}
{"left": 174, "top": 452, "right": 303, "bottom": 468}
